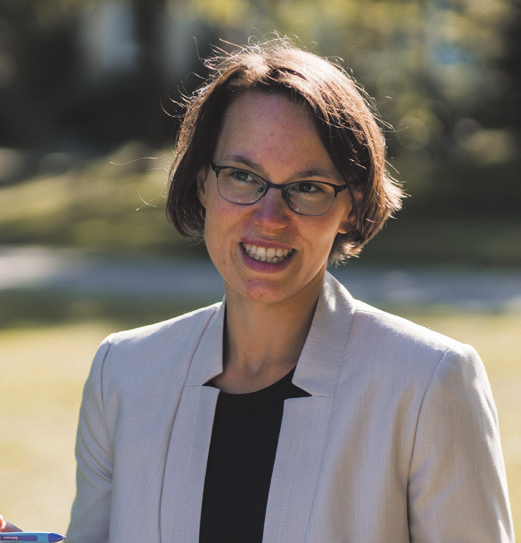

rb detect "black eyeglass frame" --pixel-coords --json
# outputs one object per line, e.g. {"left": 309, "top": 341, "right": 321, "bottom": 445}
{"left": 210, "top": 161, "right": 351, "bottom": 217}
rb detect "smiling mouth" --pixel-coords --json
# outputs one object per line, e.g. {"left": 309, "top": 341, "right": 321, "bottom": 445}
{"left": 242, "top": 243, "right": 294, "bottom": 264}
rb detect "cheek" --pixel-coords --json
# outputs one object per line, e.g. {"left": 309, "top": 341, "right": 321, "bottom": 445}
{"left": 205, "top": 192, "right": 238, "bottom": 229}
{"left": 310, "top": 214, "right": 347, "bottom": 248}
{"left": 203, "top": 195, "right": 244, "bottom": 256}
{"left": 203, "top": 217, "right": 227, "bottom": 271}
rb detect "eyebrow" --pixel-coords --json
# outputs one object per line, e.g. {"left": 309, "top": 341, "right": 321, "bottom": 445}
{"left": 220, "top": 154, "right": 341, "bottom": 182}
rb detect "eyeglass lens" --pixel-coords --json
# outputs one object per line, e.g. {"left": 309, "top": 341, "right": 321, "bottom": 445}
{"left": 215, "top": 167, "right": 338, "bottom": 216}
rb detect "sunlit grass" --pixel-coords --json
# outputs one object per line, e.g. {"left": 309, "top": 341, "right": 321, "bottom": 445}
{"left": 0, "top": 323, "right": 113, "bottom": 533}
{"left": 0, "top": 308, "right": 519, "bottom": 534}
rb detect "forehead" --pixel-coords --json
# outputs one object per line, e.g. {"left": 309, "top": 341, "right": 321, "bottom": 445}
{"left": 212, "top": 91, "right": 342, "bottom": 183}
{"left": 225, "top": 89, "right": 309, "bottom": 120}
{"left": 215, "top": 91, "right": 322, "bottom": 155}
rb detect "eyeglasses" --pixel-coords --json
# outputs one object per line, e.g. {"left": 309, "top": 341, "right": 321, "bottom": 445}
{"left": 210, "top": 161, "right": 350, "bottom": 217}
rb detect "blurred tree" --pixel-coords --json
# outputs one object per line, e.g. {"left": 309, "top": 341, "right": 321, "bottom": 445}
{"left": 170, "top": 0, "right": 517, "bottom": 172}
{"left": 0, "top": 0, "right": 517, "bottom": 162}
{"left": 132, "top": 0, "right": 167, "bottom": 147}
{"left": 487, "top": 0, "right": 521, "bottom": 130}
{"left": 0, "top": 0, "right": 81, "bottom": 149}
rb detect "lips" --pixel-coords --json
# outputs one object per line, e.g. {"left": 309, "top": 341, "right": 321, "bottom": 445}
{"left": 242, "top": 243, "right": 294, "bottom": 264}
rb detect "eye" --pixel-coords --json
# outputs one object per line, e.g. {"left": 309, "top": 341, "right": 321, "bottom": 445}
{"left": 290, "top": 181, "right": 328, "bottom": 195}
{"left": 230, "top": 169, "right": 255, "bottom": 183}
{"left": 221, "top": 168, "right": 263, "bottom": 188}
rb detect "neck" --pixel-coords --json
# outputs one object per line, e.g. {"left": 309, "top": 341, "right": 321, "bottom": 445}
{"left": 215, "top": 287, "right": 321, "bottom": 393}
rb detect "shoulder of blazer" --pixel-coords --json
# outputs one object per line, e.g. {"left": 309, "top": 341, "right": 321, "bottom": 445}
{"left": 106, "top": 301, "right": 223, "bottom": 349}
{"left": 348, "top": 298, "right": 479, "bottom": 371}
{"left": 92, "top": 301, "right": 223, "bottom": 390}
{"left": 325, "top": 272, "right": 469, "bottom": 359}
{"left": 354, "top": 299, "right": 464, "bottom": 349}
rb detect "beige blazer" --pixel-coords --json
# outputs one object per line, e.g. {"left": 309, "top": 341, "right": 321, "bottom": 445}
{"left": 67, "top": 273, "right": 514, "bottom": 542}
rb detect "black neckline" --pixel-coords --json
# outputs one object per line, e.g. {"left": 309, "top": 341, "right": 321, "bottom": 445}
{"left": 218, "top": 367, "right": 296, "bottom": 399}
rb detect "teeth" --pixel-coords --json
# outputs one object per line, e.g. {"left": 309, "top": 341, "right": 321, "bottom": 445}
{"left": 243, "top": 243, "right": 293, "bottom": 263}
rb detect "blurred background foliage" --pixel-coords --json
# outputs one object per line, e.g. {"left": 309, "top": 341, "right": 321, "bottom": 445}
{"left": 0, "top": 0, "right": 520, "bottom": 265}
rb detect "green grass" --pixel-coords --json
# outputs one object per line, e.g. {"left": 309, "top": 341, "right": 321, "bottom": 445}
{"left": 0, "top": 323, "right": 108, "bottom": 533}
{"left": 0, "top": 300, "right": 519, "bottom": 535}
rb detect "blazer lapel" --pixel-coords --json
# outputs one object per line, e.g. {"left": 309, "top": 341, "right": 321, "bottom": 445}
{"left": 263, "top": 273, "right": 356, "bottom": 542}
{"left": 159, "top": 301, "right": 225, "bottom": 543}
{"left": 159, "top": 273, "right": 357, "bottom": 543}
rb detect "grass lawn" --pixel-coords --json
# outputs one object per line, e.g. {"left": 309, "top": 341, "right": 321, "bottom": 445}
{"left": 0, "top": 306, "right": 519, "bottom": 535}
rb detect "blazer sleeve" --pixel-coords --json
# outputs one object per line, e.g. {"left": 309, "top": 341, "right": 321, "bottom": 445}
{"left": 407, "top": 344, "right": 514, "bottom": 542}
{"left": 67, "top": 337, "right": 114, "bottom": 543}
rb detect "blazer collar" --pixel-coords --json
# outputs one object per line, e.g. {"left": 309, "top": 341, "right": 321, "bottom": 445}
{"left": 292, "top": 272, "right": 356, "bottom": 396}
{"left": 185, "top": 299, "right": 225, "bottom": 387}
{"left": 185, "top": 271, "right": 357, "bottom": 396}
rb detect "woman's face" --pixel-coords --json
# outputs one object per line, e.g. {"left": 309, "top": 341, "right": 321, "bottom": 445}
{"left": 197, "top": 91, "right": 354, "bottom": 308}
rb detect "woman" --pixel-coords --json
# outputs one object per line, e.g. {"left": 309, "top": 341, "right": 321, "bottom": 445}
{"left": 63, "top": 38, "right": 512, "bottom": 542}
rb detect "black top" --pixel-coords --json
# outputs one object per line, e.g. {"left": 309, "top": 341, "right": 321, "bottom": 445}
{"left": 199, "top": 369, "right": 310, "bottom": 543}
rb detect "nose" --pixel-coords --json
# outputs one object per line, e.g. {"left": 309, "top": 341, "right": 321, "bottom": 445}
{"left": 252, "top": 187, "right": 290, "bottom": 231}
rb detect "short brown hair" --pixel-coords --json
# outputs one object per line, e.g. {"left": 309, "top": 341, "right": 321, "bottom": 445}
{"left": 166, "top": 37, "right": 403, "bottom": 263}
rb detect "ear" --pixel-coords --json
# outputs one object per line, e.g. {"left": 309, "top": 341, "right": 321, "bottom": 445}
{"left": 338, "top": 221, "right": 350, "bottom": 235}
{"left": 336, "top": 201, "right": 357, "bottom": 235}
{"left": 337, "top": 216, "right": 352, "bottom": 235}
{"left": 338, "top": 187, "right": 362, "bottom": 234}
{"left": 196, "top": 168, "right": 208, "bottom": 208}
